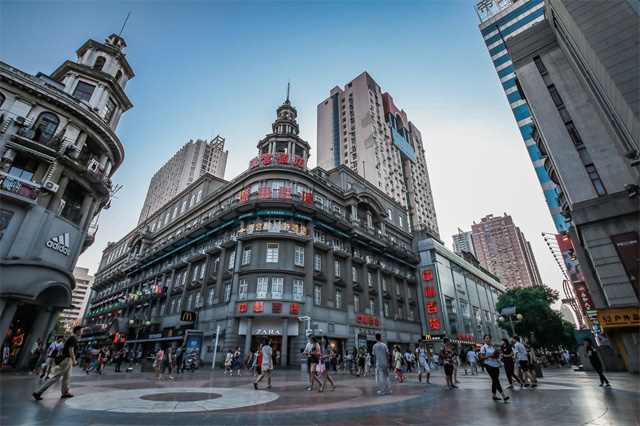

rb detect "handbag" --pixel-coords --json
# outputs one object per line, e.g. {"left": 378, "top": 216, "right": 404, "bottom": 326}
{"left": 54, "top": 354, "right": 65, "bottom": 365}
{"left": 316, "top": 362, "right": 325, "bottom": 373}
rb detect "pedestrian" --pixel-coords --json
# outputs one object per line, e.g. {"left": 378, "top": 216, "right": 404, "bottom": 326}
{"left": 584, "top": 338, "right": 610, "bottom": 387}
{"left": 331, "top": 349, "right": 339, "bottom": 373}
{"left": 175, "top": 345, "right": 184, "bottom": 374}
{"left": 563, "top": 350, "right": 571, "bottom": 367}
{"left": 28, "top": 342, "right": 43, "bottom": 375}
{"left": 440, "top": 338, "right": 457, "bottom": 389}
{"left": 479, "top": 335, "right": 509, "bottom": 402}
{"left": 415, "top": 339, "right": 431, "bottom": 384}
{"left": 275, "top": 349, "right": 281, "bottom": 366}
{"left": 525, "top": 343, "right": 539, "bottom": 386}
{"left": 356, "top": 347, "right": 366, "bottom": 377}
{"left": 162, "top": 346, "right": 174, "bottom": 379}
{"left": 254, "top": 337, "right": 273, "bottom": 390}
{"left": 318, "top": 336, "right": 336, "bottom": 392}
{"left": 364, "top": 351, "right": 371, "bottom": 377}
{"left": 511, "top": 336, "right": 536, "bottom": 388}
{"left": 500, "top": 338, "right": 520, "bottom": 389}
{"left": 460, "top": 347, "right": 469, "bottom": 375}
{"left": 114, "top": 347, "right": 125, "bottom": 372}
{"left": 372, "top": 333, "right": 391, "bottom": 395}
{"left": 393, "top": 345, "right": 405, "bottom": 383}
{"left": 343, "top": 351, "right": 351, "bottom": 375}
{"left": 467, "top": 348, "right": 478, "bottom": 375}
{"left": 308, "top": 335, "right": 324, "bottom": 390}
{"left": 224, "top": 349, "right": 233, "bottom": 374}
{"left": 233, "top": 346, "right": 243, "bottom": 377}
{"left": 303, "top": 335, "right": 322, "bottom": 390}
{"left": 154, "top": 347, "right": 165, "bottom": 379}
{"left": 40, "top": 336, "right": 64, "bottom": 379}
{"left": 33, "top": 326, "right": 82, "bottom": 401}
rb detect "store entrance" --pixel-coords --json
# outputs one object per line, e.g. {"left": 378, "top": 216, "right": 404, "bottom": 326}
{"left": 2, "top": 304, "right": 38, "bottom": 369}
{"left": 250, "top": 335, "right": 285, "bottom": 367}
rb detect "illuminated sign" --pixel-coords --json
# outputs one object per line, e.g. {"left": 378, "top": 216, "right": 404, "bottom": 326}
{"left": 457, "top": 334, "right": 474, "bottom": 342}
{"left": 356, "top": 315, "right": 381, "bottom": 326}
{"left": 428, "top": 318, "right": 441, "bottom": 330}
{"left": 426, "top": 302, "right": 438, "bottom": 314}
{"left": 180, "top": 310, "right": 196, "bottom": 322}
{"left": 238, "top": 303, "right": 247, "bottom": 313}
{"left": 237, "top": 222, "right": 308, "bottom": 237}
{"left": 290, "top": 303, "right": 299, "bottom": 314}
{"left": 249, "top": 154, "right": 306, "bottom": 169}
{"left": 422, "top": 270, "right": 433, "bottom": 281}
{"left": 272, "top": 303, "right": 282, "bottom": 313}
{"left": 253, "top": 302, "right": 264, "bottom": 313}
{"left": 425, "top": 286, "right": 436, "bottom": 297}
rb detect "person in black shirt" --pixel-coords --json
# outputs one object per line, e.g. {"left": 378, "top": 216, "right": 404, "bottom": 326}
{"left": 33, "top": 326, "right": 82, "bottom": 401}
{"left": 500, "top": 338, "right": 521, "bottom": 389}
{"left": 584, "top": 338, "right": 610, "bottom": 388}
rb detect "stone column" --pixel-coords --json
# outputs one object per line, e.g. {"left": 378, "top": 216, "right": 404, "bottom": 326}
{"left": 79, "top": 194, "right": 95, "bottom": 229}
{"left": 64, "top": 73, "right": 79, "bottom": 95}
{"left": 282, "top": 317, "right": 289, "bottom": 368}
{"left": 18, "top": 308, "right": 57, "bottom": 369}
{"left": 48, "top": 175, "right": 69, "bottom": 212}
{"left": 90, "top": 83, "right": 106, "bottom": 109}
{"left": 0, "top": 303, "right": 17, "bottom": 343}
{"left": 244, "top": 316, "right": 253, "bottom": 357}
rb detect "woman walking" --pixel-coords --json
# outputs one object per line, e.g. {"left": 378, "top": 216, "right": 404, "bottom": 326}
{"left": 584, "top": 338, "right": 610, "bottom": 387}
{"left": 479, "top": 335, "right": 509, "bottom": 402}
{"left": 154, "top": 347, "right": 165, "bottom": 379}
{"left": 500, "top": 338, "right": 520, "bottom": 389}
{"left": 307, "top": 336, "right": 323, "bottom": 390}
{"left": 394, "top": 345, "right": 405, "bottom": 383}
{"left": 253, "top": 337, "right": 273, "bottom": 390}
{"left": 318, "top": 336, "right": 336, "bottom": 392}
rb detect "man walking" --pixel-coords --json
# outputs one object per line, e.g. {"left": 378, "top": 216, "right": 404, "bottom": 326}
{"left": 33, "top": 326, "right": 82, "bottom": 401}
{"left": 415, "top": 339, "right": 431, "bottom": 385}
{"left": 372, "top": 333, "right": 391, "bottom": 395}
{"left": 40, "top": 335, "right": 64, "bottom": 380}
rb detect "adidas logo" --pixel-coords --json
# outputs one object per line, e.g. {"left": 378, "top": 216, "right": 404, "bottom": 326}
{"left": 46, "top": 233, "right": 71, "bottom": 256}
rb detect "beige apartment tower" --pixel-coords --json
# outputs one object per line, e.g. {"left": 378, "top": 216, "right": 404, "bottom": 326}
{"left": 138, "top": 136, "right": 228, "bottom": 224}
{"left": 60, "top": 267, "right": 95, "bottom": 326}
{"left": 317, "top": 72, "right": 439, "bottom": 239}
{"left": 471, "top": 213, "right": 543, "bottom": 289}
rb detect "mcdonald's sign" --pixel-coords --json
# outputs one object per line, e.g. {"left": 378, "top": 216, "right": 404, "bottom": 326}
{"left": 180, "top": 310, "right": 196, "bottom": 322}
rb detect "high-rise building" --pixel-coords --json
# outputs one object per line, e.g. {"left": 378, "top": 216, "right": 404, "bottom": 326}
{"left": 503, "top": 0, "right": 639, "bottom": 373}
{"left": 317, "top": 72, "right": 439, "bottom": 239}
{"left": 0, "top": 33, "right": 134, "bottom": 368}
{"left": 476, "top": 0, "right": 568, "bottom": 234}
{"left": 452, "top": 228, "right": 477, "bottom": 258}
{"left": 60, "top": 267, "right": 95, "bottom": 326}
{"left": 471, "top": 213, "right": 543, "bottom": 288}
{"left": 138, "top": 136, "right": 228, "bottom": 224}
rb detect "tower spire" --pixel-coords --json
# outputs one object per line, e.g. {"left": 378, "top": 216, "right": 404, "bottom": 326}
{"left": 286, "top": 80, "right": 291, "bottom": 104}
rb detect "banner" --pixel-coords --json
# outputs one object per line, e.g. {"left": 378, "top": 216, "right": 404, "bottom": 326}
{"left": 610, "top": 232, "right": 639, "bottom": 298}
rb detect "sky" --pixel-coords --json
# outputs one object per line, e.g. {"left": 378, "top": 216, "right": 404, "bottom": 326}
{"left": 1, "top": 0, "right": 567, "bottom": 302}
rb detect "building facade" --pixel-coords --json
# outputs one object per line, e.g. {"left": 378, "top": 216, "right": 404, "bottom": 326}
{"left": 138, "top": 136, "right": 228, "bottom": 224}
{"left": 415, "top": 235, "right": 506, "bottom": 351}
{"left": 59, "top": 267, "right": 95, "bottom": 327}
{"left": 476, "top": 0, "right": 568, "bottom": 234}
{"left": 0, "top": 34, "right": 134, "bottom": 368}
{"left": 87, "top": 98, "right": 425, "bottom": 368}
{"left": 452, "top": 228, "right": 477, "bottom": 258}
{"left": 504, "top": 0, "right": 639, "bottom": 372}
{"left": 471, "top": 213, "right": 543, "bottom": 288}
{"left": 316, "top": 72, "right": 439, "bottom": 239}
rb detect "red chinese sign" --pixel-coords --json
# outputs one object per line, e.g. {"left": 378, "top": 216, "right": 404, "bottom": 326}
{"left": 278, "top": 153, "right": 290, "bottom": 164}
{"left": 272, "top": 302, "right": 282, "bottom": 313}
{"left": 356, "top": 315, "right": 380, "bottom": 326}
{"left": 294, "top": 156, "right": 305, "bottom": 168}
{"left": 258, "top": 187, "right": 272, "bottom": 199}
{"left": 428, "top": 318, "right": 441, "bottom": 330}
{"left": 261, "top": 153, "right": 273, "bottom": 165}
{"left": 457, "top": 334, "right": 474, "bottom": 341}
{"left": 425, "top": 286, "right": 435, "bottom": 298}
{"left": 238, "top": 303, "right": 247, "bottom": 313}
{"left": 253, "top": 302, "right": 263, "bottom": 313}
{"left": 290, "top": 303, "right": 299, "bottom": 314}
{"left": 279, "top": 187, "right": 292, "bottom": 199}
{"left": 302, "top": 191, "right": 313, "bottom": 204}
{"left": 422, "top": 270, "right": 434, "bottom": 281}
{"left": 238, "top": 189, "right": 249, "bottom": 203}
{"left": 427, "top": 301, "right": 438, "bottom": 314}
{"left": 249, "top": 157, "right": 259, "bottom": 169}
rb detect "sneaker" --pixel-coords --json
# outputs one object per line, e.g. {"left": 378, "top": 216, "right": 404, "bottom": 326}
{"left": 451, "top": 385, "right": 458, "bottom": 389}
{"left": 169, "top": 376, "right": 174, "bottom": 380}
{"left": 598, "top": 383, "right": 604, "bottom": 387}
{"left": 383, "top": 389, "right": 392, "bottom": 395}
{"left": 45, "top": 377, "right": 50, "bottom": 380}
{"left": 376, "top": 389, "right": 386, "bottom": 395}
{"left": 267, "top": 385, "right": 272, "bottom": 390}
{"left": 253, "top": 382, "right": 258, "bottom": 390}
{"left": 86, "top": 371, "right": 89, "bottom": 375}
{"left": 60, "top": 394, "right": 74, "bottom": 399}
{"left": 506, "top": 385, "right": 514, "bottom": 389}
{"left": 531, "top": 384, "right": 537, "bottom": 388}
{"left": 32, "top": 392, "right": 43, "bottom": 401}
{"left": 605, "top": 384, "right": 611, "bottom": 388}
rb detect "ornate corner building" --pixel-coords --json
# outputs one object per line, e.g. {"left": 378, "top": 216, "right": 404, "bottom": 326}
{"left": 87, "top": 96, "right": 425, "bottom": 366}
{"left": 0, "top": 34, "right": 134, "bottom": 368}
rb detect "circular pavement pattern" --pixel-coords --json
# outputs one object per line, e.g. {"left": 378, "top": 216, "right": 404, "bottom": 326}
{"left": 64, "top": 387, "right": 279, "bottom": 413}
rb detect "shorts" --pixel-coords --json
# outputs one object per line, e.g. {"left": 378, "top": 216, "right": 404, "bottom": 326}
{"left": 518, "top": 359, "right": 530, "bottom": 371}
{"left": 256, "top": 366, "right": 262, "bottom": 375}
{"left": 417, "top": 361, "right": 430, "bottom": 374}
{"left": 444, "top": 364, "right": 454, "bottom": 376}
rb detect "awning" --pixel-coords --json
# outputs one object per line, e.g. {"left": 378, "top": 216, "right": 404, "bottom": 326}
{"left": 108, "top": 318, "right": 130, "bottom": 335}
{"left": 133, "top": 336, "right": 183, "bottom": 343}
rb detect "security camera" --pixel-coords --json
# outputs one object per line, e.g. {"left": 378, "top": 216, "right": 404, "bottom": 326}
{"left": 625, "top": 149, "right": 640, "bottom": 167}
{"left": 624, "top": 183, "right": 639, "bottom": 198}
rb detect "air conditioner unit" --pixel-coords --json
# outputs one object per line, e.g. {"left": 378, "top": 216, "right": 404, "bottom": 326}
{"left": 42, "top": 180, "right": 59, "bottom": 193}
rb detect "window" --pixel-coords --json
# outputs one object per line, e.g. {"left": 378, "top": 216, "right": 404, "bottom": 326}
{"left": 533, "top": 56, "right": 547, "bottom": 74}
{"left": 369, "top": 299, "right": 375, "bottom": 314}
{"left": 585, "top": 164, "right": 607, "bottom": 196}
{"left": 294, "top": 246, "right": 305, "bottom": 266}
{"left": 72, "top": 81, "right": 96, "bottom": 102}
{"left": 334, "top": 260, "right": 341, "bottom": 277}
{"left": 228, "top": 251, "right": 236, "bottom": 270}
{"left": 314, "top": 253, "right": 322, "bottom": 271}
{"left": 272, "top": 277, "right": 283, "bottom": 299}
{"left": 186, "top": 293, "right": 193, "bottom": 310}
{"left": 396, "top": 285, "right": 401, "bottom": 296}
{"left": 314, "top": 285, "right": 322, "bottom": 305}
{"left": 196, "top": 189, "right": 203, "bottom": 203}
{"left": 352, "top": 266, "right": 358, "bottom": 282}
{"left": 384, "top": 302, "right": 390, "bottom": 317}
{"left": 224, "top": 283, "right": 231, "bottom": 302}
{"left": 547, "top": 84, "right": 564, "bottom": 107}
{"left": 0, "top": 92, "right": 5, "bottom": 107}
{"left": 293, "top": 279, "right": 304, "bottom": 301}
{"left": 34, "top": 112, "right": 60, "bottom": 142}
{"left": 398, "top": 215, "right": 403, "bottom": 228}
{"left": 239, "top": 279, "right": 248, "bottom": 300}
{"left": 564, "top": 121, "right": 583, "bottom": 146}
{"left": 102, "top": 97, "right": 116, "bottom": 123}
{"left": 242, "top": 246, "right": 251, "bottom": 265}
{"left": 382, "top": 278, "right": 387, "bottom": 292}
{"left": 7, "top": 155, "right": 37, "bottom": 181}
{"left": 164, "top": 212, "right": 170, "bottom": 225}
{"left": 336, "top": 290, "right": 342, "bottom": 308}
{"left": 354, "top": 295, "right": 360, "bottom": 312}
{"left": 172, "top": 206, "right": 178, "bottom": 219}
{"left": 189, "top": 194, "right": 196, "bottom": 207}
{"left": 181, "top": 200, "right": 187, "bottom": 213}
{"left": 367, "top": 272, "right": 373, "bottom": 287}
{"left": 257, "top": 277, "right": 268, "bottom": 298}
{"left": 182, "top": 271, "right": 188, "bottom": 286}
{"left": 93, "top": 56, "right": 106, "bottom": 71}
{"left": 192, "top": 265, "right": 199, "bottom": 281}
{"left": 195, "top": 292, "right": 201, "bottom": 309}
{"left": 409, "top": 309, "right": 414, "bottom": 321}
{"left": 398, "top": 306, "right": 403, "bottom": 319}
{"left": 207, "top": 287, "right": 215, "bottom": 305}
{"left": 266, "top": 243, "right": 279, "bottom": 263}
{"left": 313, "top": 229, "right": 325, "bottom": 243}
{"left": 169, "top": 299, "right": 176, "bottom": 314}
{"left": 199, "top": 263, "right": 206, "bottom": 279}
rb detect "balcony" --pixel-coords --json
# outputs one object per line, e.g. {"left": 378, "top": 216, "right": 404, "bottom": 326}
{"left": 0, "top": 171, "right": 40, "bottom": 201}
{"left": 86, "top": 159, "right": 112, "bottom": 188}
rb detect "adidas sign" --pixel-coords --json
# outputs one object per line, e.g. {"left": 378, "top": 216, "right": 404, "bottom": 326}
{"left": 46, "top": 233, "right": 71, "bottom": 256}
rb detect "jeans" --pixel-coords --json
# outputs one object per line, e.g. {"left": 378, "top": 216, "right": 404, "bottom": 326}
{"left": 485, "top": 365, "right": 503, "bottom": 394}
{"left": 376, "top": 365, "right": 391, "bottom": 391}
{"left": 36, "top": 358, "right": 72, "bottom": 395}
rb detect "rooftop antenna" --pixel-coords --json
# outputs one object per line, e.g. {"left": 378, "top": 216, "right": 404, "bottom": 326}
{"left": 118, "top": 12, "right": 131, "bottom": 37}
{"left": 286, "top": 80, "right": 290, "bottom": 103}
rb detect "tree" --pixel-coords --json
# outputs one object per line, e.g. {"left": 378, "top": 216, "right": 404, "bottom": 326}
{"left": 496, "top": 285, "right": 576, "bottom": 350}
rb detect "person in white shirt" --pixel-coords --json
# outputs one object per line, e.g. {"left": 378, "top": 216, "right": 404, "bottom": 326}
{"left": 254, "top": 337, "right": 273, "bottom": 390}
{"left": 40, "top": 336, "right": 64, "bottom": 379}
{"left": 479, "top": 335, "right": 509, "bottom": 402}
{"left": 372, "top": 333, "right": 391, "bottom": 395}
{"left": 467, "top": 348, "right": 478, "bottom": 375}
{"left": 415, "top": 339, "right": 431, "bottom": 384}
{"left": 511, "top": 335, "right": 536, "bottom": 388}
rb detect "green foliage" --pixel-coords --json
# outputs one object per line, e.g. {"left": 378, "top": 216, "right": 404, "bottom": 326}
{"left": 496, "top": 285, "right": 576, "bottom": 350}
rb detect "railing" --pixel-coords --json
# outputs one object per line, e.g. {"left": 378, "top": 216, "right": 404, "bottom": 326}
{"left": 0, "top": 171, "right": 40, "bottom": 200}
{"left": 87, "top": 159, "right": 112, "bottom": 187}
{"left": 15, "top": 124, "right": 65, "bottom": 152}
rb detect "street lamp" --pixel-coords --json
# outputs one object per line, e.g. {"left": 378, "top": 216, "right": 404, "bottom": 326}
{"left": 127, "top": 316, "right": 151, "bottom": 372}
{"left": 499, "top": 313, "right": 523, "bottom": 336}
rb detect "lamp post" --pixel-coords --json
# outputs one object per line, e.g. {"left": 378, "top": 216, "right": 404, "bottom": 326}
{"left": 127, "top": 316, "right": 150, "bottom": 372}
{"left": 499, "top": 313, "right": 523, "bottom": 336}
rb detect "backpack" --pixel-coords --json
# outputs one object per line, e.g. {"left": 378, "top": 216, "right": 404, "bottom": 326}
{"left": 49, "top": 343, "right": 62, "bottom": 358}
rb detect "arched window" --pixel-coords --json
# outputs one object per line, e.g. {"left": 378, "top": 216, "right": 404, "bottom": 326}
{"left": 34, "top": 112, "right": 59, "bottom": 142}
{"left": 115, "top": 70, "right": 122, "bottom": 81}
{"left": 93, "top": 56, "right": 106, "bottom": 71}
{"left": 0, "top": 92, "right": 5, "bottom": 107}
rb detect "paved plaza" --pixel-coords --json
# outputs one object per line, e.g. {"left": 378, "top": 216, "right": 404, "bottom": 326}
{"left": 1, "top": 365, "right": 638, "bottom": 425}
